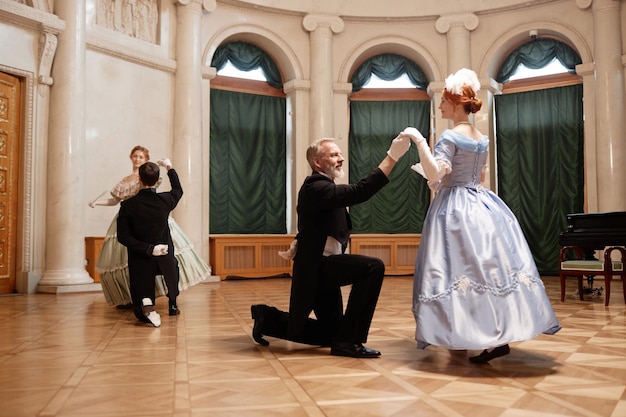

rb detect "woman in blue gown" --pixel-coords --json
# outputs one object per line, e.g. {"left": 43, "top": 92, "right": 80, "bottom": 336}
{"left": 403, "top": 68, "right": 561, "bottom": 364}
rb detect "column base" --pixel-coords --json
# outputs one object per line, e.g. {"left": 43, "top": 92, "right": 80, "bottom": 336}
{"left": 39, "top": 269, "right": 94, "bottom": 286}
{"left": 37, "top": 283, "right": 102, "bottom": 294}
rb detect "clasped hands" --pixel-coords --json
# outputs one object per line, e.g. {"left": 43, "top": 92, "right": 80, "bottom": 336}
{"left": 386, "top": 127, "right": 427, "bottom": 161}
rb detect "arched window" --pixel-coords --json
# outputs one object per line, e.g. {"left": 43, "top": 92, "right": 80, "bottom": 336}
{"left": 348, "top": 54, "right": 431, "bottom": 233}
{"left": 496, "top": 38, "right": 580, "bottom": 83}
{"left": 209, "top": 41, "right": 287, "bottom": 234}
{"left": 212, "top": 41, "right": 283, "bottom": 88}
{"left": 494, "top": 38, "right": 584, "bottom": 274}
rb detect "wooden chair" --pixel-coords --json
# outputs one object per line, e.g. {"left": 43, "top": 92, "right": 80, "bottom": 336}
{"left": 559, "top": 246, "right": 626, "bottom": 306}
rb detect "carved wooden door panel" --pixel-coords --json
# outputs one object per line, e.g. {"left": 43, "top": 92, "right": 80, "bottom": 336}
{"left": 0, "top": 72, "right": 20, "bottom": 294}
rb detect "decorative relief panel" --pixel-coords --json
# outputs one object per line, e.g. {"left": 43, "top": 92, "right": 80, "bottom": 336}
{"left": 95, "top": 0, "right": 160, "bottom": 44}
{"left": 0, "top": 239, "right": 5, "bottom": 274}
{"left": 0, "top": 96, "right": 7, "bottom": 123}
{"left": 0, "top": 132, "right": 6, "bottom": 156}
{"left": 0, "top": 168, "right": 6, "bottom": 194}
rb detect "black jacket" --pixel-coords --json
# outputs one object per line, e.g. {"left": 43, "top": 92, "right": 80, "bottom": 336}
{"left": 287, "top": 168, "right": 389, "bottom": 337}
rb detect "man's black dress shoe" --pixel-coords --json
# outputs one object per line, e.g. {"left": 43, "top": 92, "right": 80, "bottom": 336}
{"left": 251, "top": 304, "right": 270, "bottom": 346}
{"left": 330, "top": 342, "right": 381, "bottom": 358}
{"left": 469, "top": 344, "right": 510, "bottom": 364}
{"left": 168, "top": 304, "right": 180, "bottom": 316}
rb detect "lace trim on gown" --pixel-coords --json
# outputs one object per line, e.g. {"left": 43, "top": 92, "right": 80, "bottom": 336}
{"left": 416, "top": 272, "right": 545, "bottom": 303}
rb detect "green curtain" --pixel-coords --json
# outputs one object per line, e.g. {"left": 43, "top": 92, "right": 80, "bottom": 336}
{"left": 211, "top": 41, "right": 283, "bottom": 88}
{"left": 495, "top": 84, "right": 584, "bottom": 274}
{"left": 210, "top": 89, "right": 287, "bottom": 234}
{"left": 497, "top": 39, "right": 581, "bottom": 83}
{"left": 349, "top": 100, "right": 431, "bottom": 233}
{"left": 351, "top": 53, "right": 428, "bottom": 92}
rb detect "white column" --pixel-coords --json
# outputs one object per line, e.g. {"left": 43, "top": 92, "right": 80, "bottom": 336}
{"left": 576, "top": 62, "right": 599, "bottom": 212}
{"left": 201, "top": 65, "right": 216, "bottom": 266}
{"left": 435, "top": 13, "right": 480, "bottom": 129}
{"left": 333, "top": 82, "right": 353, "bottom": 185}
{"left": 435, "top": 13, "right": 479, "bottom": 74}
{"left": 172, "top": 0, "right": 215, "bottom": 259}
{"left": 477, "top": 79, "right": 501, "bottom": 191}
{"left": 283, "top": 79, "right": 311, "bottom": 234}
{"left": 302, "top": 14, "right": 344, "bottom": 141}
{"left": 586, "top": 0, "right": 625, "bottom": 211}
{"left": 39, "top": 0, "right": 94, "bottom": 290}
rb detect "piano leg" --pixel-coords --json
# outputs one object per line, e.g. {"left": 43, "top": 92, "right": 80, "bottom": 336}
{"left": 583, "top": 250, "right": 604, "bottom": 298}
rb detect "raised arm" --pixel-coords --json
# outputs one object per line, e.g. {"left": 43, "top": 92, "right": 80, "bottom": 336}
{"left": 88, "top": 190, "right": 121, "bottom": 208}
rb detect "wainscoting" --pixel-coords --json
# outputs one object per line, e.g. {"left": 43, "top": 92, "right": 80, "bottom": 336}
{"left": 209, "top": 234, "right": 295, "bottom": 279}
{"left": 349, "top": 234, "right": 421, "bottom": 275}
{"left": 85, "top": 234, "right": 421, "bottom": 281}
{"left": 208, "top": 234, "right": 420, "bottom": 279}
{"left": 85, "top": 237, "right": 104, "bottom": 283}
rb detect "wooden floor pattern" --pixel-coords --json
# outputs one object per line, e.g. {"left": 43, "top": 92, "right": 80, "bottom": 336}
{"left": 0, "top": 275, "right": 624, "bottom": 417}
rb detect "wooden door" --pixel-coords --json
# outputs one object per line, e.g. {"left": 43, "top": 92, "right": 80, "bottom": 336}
{"left": 0, "top": 72, "right": 21, "bottom": 294}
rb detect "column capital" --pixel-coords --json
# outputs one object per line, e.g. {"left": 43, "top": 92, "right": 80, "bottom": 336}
{"left": 302, "top": 14, "right": 344, "bottom": 34}
{"left": 575, "top": 62, "right": 595, "bottom": 76}
{"left": 576, "top": 0, "right": 593, "bottom": 9}
{"left": 577, "top": 0, "right": 621, "bottom": 11}
{"left": 173, "top": 0, "right": 216, "bottom": 12}
{"left": 427, "top": 81, "right": 445, "bottom": 96}
{"left": 283, "top": 79, "right": 311, "bottom": 94}
{"left": 481, "top": 77, "right": 501, "bottom": 95}
{"left": 202, "top": 66, "right": 217, "bottom": 80}
{"left": 333, "top": 82, "right": 352, "bottom": 95}
{"left": 435, "top": 13, "right": 479, "bottom": 34}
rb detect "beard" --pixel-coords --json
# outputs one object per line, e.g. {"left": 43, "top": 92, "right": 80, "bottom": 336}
{"left": 321, "top": 163, "right": 344, "bottom": 179}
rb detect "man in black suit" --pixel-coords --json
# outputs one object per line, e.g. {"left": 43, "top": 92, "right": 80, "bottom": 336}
{"left": 117, "top": 159, "right": 182, "bottom": 327}
{"left": 251, "top": 134, "right": 410, "bottom": 357}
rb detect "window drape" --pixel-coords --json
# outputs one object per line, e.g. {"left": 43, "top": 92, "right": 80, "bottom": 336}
{"left": 495, "top": 84, "right": 584, "bottom": 274}
{"left": 496, "top": 39, "right": 581, "bottom": 83}
{"left": 212, "top": 41, "right": 283, "bottom": 88}
{"left": 351, "top": 54, "right": 428, "bottom": 92}
{"left": 349, "top": 100, "right": 431, "bottom": 233}
{"left": 209, "top": 89, "right": 287, "bottom": 234}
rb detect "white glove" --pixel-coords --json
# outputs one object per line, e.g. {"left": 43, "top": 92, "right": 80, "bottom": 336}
{"left": 157, "top": 159, "right": 172, "bottom": 169}
{"left": 386, "top": 134, "right": 411, "bottom": 161}
{"left": 152, "top": 244, "right": 168, "bottom": 256}
{"left": 403, "top": 127, "right": 426, "bottom": 145}
{"left": 278, "top": 239, "right": 298, "bottom": 261}
{"left": 410, "top": 162, "right": 427, "bottom": 179}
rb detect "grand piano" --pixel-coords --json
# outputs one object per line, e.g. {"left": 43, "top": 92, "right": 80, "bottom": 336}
{"left": 559, "top": 211, "right": 626, "bottom": 297}
{"left": 559, "top": 211, "right": 626, "bottom": 252}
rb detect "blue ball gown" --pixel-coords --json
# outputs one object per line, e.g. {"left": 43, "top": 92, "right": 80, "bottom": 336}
{"left": 412, "top": 130, "right": 561, "bottom": 350}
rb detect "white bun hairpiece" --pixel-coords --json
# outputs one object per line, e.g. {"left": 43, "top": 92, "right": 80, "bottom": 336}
{"left": 444, "top": 68, "right": 481, "bottom": 96}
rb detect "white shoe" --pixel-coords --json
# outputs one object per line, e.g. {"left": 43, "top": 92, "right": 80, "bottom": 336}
{"left": 145, "top": 311, "right": 161, "bottom": 328}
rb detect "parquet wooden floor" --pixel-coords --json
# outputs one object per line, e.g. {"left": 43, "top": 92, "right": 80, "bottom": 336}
{"left": 0, "top": 275, "right": 624, "bottom": 417}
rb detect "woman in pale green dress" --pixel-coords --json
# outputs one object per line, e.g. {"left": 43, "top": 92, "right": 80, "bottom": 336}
{"left": 89, "top": 145, "right": 211, "bottom": 307}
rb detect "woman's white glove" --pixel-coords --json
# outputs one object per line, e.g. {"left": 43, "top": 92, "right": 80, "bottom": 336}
{"left": 403, "top": 126, "right": 451, "bottom": 183}
{"left": 152, "top": 244, "right": 168, "bottom": 256}
{"left": 402, "top": 127, "right": 426, "bottom": 145}
{"left": 88, "top": 190, "right": 119, "bottom": 207}
{"left": 157, "top": 159, "right": 172, "bottom": 169}
{"left": 386, "top": 134, "right": 411, "bottom": 161}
